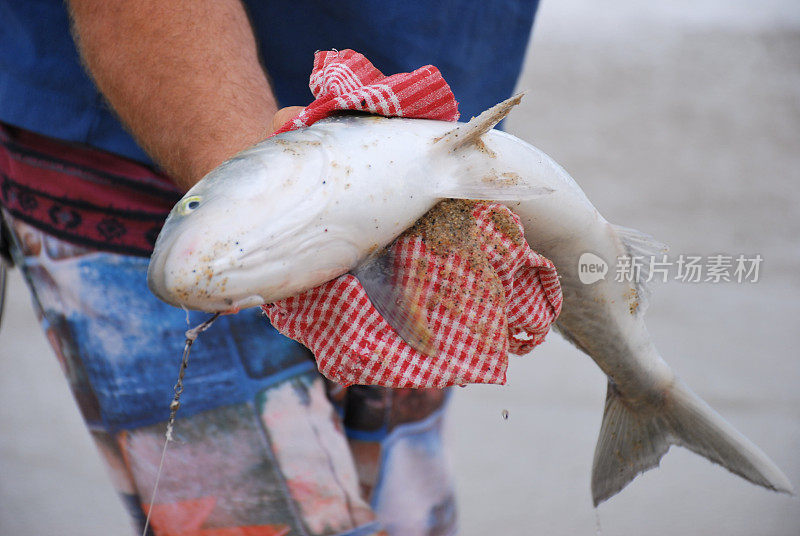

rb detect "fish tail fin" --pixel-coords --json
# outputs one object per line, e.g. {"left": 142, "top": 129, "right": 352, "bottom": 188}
{"left": 592, "top": 379, "right": 793, "bottom": 506}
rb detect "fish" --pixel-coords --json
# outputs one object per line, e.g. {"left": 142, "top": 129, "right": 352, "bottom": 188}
{"left": 147, "top": 94, "right": 793, "bottom": 505}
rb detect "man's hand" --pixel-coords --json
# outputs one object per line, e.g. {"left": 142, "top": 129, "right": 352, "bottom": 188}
{"left": 270, "top": 106, "right": 305, "bottom": 135}
{"left": 68, "top": 1, "right": 298, "bottom": 191}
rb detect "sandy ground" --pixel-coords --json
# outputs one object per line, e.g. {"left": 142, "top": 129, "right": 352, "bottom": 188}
{"left": 1, "top": 1, "right": 799, "bottom": 534}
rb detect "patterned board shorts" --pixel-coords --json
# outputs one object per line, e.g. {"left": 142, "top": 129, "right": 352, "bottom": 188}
{"left": 0, "top": 125, "right": 457, "bottom": 536}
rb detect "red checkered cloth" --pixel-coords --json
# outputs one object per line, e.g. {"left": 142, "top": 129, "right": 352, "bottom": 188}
{"left": 262, "top": 50, "right": 562, "bottom": 388}
{"left": 272, "top": 49, "right": 459, "bottom": 135}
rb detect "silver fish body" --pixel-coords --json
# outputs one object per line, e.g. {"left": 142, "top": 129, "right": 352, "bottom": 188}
{"left": 149, "top": 119, "right": 463, "bottom": 311}
{"left": 147, "top": 96, "right": 793, "bottom": 504}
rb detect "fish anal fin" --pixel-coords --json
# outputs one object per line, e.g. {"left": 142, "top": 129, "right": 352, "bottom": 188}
{"left": 612, "top": 224, "right": 669, "bottom": 315}
{"left": 352, "top": 251, "right": 437, "bottom": 356}
{"left": 592, "top": 379, "right": 794, "bottom": 506}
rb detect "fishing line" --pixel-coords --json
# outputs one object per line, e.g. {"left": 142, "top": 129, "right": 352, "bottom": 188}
{"left": 140, "top": 312, "right": 220, "bottom": 536}
{"left": 594, "top": 507, "right": 604, "bottom": 536}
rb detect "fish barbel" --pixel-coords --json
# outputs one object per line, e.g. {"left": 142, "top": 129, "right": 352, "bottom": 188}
{"left": 147, "top": 95, "right": 792, "bottom": 504}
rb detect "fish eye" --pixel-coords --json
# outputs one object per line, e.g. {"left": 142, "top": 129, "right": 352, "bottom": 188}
{"left": 179, "top": 195, "right": 202, "bottom": 214}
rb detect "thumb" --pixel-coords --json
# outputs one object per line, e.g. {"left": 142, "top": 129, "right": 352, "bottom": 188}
{"left": 269, "top": 106, "right": 305, "bottom": 135}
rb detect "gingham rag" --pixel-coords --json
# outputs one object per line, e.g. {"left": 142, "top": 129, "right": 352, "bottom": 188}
{"left": 262, "top": 50, "right": 562, "bottom": 388}
{"left": 272, "top": 49, "right": 460, "bottom": 134}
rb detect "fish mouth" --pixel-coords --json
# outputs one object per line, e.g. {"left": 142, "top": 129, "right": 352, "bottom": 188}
{"left": 146, "top": 210, "right": 189, "bottom": 305}
{"left": 146, "top": 240, "right": 172, "bottom": 304}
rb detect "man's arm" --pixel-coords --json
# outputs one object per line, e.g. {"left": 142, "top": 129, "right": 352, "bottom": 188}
{"left": 68, "top": 0, "right": 289, "bottom": 191}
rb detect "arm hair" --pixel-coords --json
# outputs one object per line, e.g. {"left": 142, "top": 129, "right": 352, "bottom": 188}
{"left": 68, "top": 0, "right": 279, "bottom": 190}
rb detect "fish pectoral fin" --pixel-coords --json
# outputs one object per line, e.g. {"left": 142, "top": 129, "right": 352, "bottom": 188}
{"left": 591, "top": 379, "right": 794, "bottom": 506}
{"left": 352, "top": 251, "right": 437, "bottom": 357}
{"left": 433, "top": 178, "right": 554, "bottom": 202}
{"left": 434, "top": 92, "right": 525, "bottom": 152}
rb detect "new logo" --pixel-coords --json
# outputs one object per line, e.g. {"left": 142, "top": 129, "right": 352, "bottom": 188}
{"left": 578, "top": 252, "right": 608, "bottom": 284}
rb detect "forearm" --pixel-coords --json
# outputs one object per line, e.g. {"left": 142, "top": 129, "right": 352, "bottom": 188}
{"left": 68, "top": 0, "right": 277, "bottom": 190}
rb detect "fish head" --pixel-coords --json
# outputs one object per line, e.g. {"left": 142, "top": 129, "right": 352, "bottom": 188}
{"left": 147, "top": 129, "right": 362, "bottom": 312}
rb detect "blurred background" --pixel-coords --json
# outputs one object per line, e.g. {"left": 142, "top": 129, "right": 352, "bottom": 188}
{"left": 1, "top": 0, "right": 798, "bottom": 534}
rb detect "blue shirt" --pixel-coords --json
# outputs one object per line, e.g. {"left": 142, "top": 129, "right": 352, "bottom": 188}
{"left": 0, "top": 0, "right": 538, "bottom": 167}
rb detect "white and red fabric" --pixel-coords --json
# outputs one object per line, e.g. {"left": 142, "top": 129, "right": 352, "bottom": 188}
{"left": 262, "top": 50, "right": 562, "bottom": 388}
{"left": 272, "top": 49, "right": 459, "bottom": 135}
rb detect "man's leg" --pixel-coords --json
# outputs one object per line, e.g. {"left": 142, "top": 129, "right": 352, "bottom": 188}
{"left": 331, "top": 384, "right": 458, "bottom": 536}
{"left": 2, "top": 215, "right": 381, "bottom": 535}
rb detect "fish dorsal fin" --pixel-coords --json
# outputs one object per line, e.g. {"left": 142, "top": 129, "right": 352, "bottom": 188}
{"left": 433, "top": 93, "right": 525, "bottom": 153}
{"left": 428, "top": 92, "right": 553, "bottom": 201}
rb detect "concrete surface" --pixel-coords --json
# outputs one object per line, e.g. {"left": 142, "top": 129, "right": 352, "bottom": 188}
{"left": 1, "top": 1, "right": 799, "bottom": 534}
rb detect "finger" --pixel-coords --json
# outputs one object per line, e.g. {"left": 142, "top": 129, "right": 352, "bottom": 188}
{"left": 270, "top": 106, "right": 305, "bottom": 134}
